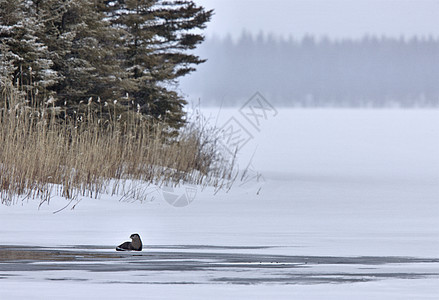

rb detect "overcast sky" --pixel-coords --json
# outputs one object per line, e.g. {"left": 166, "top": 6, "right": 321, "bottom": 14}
{"left": 195, "top": 0, "right": 439, "bottom": 39}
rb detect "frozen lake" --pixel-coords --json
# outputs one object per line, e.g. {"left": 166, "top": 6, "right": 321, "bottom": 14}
{"left": 0, "top": 245, "right": 438, "bottom": 288}
{"left": 1, "top": 108, "right": 438, "bottom": 299}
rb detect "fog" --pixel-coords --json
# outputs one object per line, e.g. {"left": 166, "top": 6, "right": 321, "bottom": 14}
{"left": 195, "top": 0, "right": 439, "bottom": 40}
{"left": 182, "top": 1, "right": 439, "bottom": 107}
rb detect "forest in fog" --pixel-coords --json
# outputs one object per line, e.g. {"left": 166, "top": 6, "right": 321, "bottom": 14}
{"left": 181, "top": 32, "right": 439, "bottom": 107}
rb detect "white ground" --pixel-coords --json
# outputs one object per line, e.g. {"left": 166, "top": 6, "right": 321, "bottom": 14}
{"left": 1, "top": 108, "right": 438, "bottom": 299}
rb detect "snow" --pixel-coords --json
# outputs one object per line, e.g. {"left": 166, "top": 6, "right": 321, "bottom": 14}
{"left": 0, "top": 108, "right": 438, "bottom": 299}
{"left": 1, "top": 279, "right": 439, "bottom": 300}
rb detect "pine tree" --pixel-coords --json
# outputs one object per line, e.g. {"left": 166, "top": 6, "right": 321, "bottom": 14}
{"left": 34, "top": 0, "right": 125, "bottom": 107}
{"left": 1, "top": 0, "right": 212, "bottom": 126}
{"left": 104, "top": 0, "right": 213, "bottom": 128}
{"left": 151, "top": 0, "right": 212, "bottom": 80}
{"left": 0, "top": 0, "right": 58, "bottom": 104}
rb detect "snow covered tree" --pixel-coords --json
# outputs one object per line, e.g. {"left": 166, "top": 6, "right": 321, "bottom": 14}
{"left": 32, "top": 0, "right": 125, "bottom": 106}
{"left": 1, "top": 0, "right": 212, "bottom": 127}
{"left": 0, "top": 0, "right": 58, "bottom": 105}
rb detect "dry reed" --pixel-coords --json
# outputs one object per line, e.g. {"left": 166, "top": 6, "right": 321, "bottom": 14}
{"left": 0, "top": 82, "right": 235, "bottom": 205}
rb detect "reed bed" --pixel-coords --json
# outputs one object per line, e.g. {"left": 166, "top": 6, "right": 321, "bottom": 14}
{"left": 0, "top": 83, "right": 235, "bottom": 205}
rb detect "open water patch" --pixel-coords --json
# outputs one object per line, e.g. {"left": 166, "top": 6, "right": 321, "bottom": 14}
{"left": 0, "top": 245, "right": 438, "bottom": 285}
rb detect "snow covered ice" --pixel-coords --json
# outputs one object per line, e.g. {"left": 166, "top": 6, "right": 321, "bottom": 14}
{"left": 0, "top": 109, "right": 438, "bottom": 299}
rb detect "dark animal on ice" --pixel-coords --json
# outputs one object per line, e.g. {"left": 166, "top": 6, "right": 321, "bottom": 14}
{"left": 116, "top": 233, "right": 142, "bottom": 251}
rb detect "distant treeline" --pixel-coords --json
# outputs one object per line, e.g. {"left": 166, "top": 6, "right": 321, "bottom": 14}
{"left": 181, "top": 33, "right": 439, "bottom": 107}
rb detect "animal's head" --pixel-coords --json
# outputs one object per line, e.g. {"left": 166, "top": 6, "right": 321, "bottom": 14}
{"left": 130, "top": 233, "right": 140, "bottom": 240}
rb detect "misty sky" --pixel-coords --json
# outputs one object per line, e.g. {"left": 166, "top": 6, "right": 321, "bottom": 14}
{"left": 195, "top": 0, "right": 439, "bottom": 39}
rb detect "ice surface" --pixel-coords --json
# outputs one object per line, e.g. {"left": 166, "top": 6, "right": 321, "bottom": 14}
{"left": 0, "top": 109, "right": 438, "bottom": 299}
